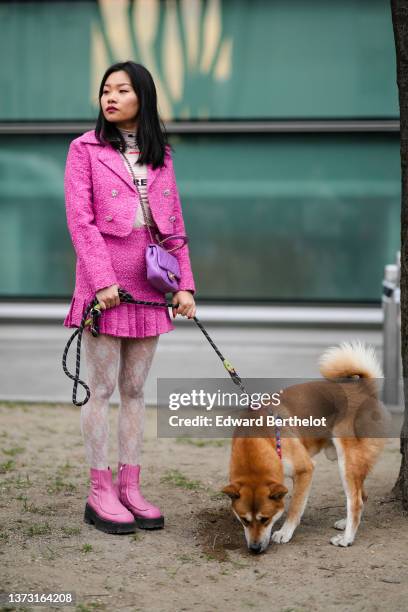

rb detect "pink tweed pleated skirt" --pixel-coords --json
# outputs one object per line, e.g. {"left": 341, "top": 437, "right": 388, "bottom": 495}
{"left": 63, "top": 226, "right": 175, "bottom": 338}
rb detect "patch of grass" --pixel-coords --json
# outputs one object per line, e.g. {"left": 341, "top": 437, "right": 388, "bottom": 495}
{"left": 0, "top": 460, "right": 15, "bottom": 474}
{"left": 0, "top": 400, "right": 65, "bottom": 410}
{"left": 21, "top": 497, "right": 43, "bottom": 514}
{"left": 61, "top": 526, "right": 81, "bottom": 537}
{"left": 76, "top": 603, "right": 107, "bottom": 611}
{"left": 208, "top": 490, "right": 227, "bottom": 501}
{"left": 82, "top": 543, "right": 93, "bottom": 553}
{"left": 15, "top": 496, "right": 56, "bottom": 517}
{"left": 0, "top": 473, "right": 31, "bottom": 493}
{"left": 46, "top": 475, "right": 76, "bottom": 495}
{"left": 201, "top": 552, "right": 219, "bottom": 561}
{"left": 0, "top": 401, "right": 24, "bottom": 409}
{"left": 20, "top": 473, "right": 31, "bottom": 487}
{"left": 131, "top": 532, "right": 141, "bottom": 541}
{"left": 26, "top": 522, "right": 52, "bottom": 537}
{"left": 176, "top": 554, "right": 195, "bottom": 563}
{"left": 2, "top": 446, "right": 25, "bottom": 456}
{"left": 0, "top": 529, "right": 9, "bottom": 542}
{"left": 43, "top": 545, "right": 58, "bottom": 561}
{"left": 229, "top": 559, "right": 250, "bottom": 569}
{"left": 57, "top": 460, "right": 74, "bottom": 473}
{"left": 176, "top": 437, "right": 229, "bottom": 448}
{"left": 160, "top": 469, "right": 202, "bottom": 490}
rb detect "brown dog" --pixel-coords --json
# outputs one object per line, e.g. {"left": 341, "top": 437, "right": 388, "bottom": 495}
{"left": 222, "top": 341, "right": 387, "bottom": 553}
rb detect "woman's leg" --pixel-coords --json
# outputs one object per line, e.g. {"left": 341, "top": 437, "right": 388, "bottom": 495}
{"left": 117, "top": 335, "right": 159, "bottom": 464}
{"left": 116, "top": 335, "right": 163, "bottom": 528}
{"left": 81, "top": 331, "right": 121, "bottom": 469}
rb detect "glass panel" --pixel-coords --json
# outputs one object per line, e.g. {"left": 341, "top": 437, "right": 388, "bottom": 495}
{"left": 0, "top": 133, "right": 400, "bottom": 302}
{"left": 0, "top": 0, "right": 398, "bottom": 120}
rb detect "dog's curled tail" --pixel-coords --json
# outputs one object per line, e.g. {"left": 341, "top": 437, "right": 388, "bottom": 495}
{"left": 319, "top": 340, "right": 383, "bottom": 381}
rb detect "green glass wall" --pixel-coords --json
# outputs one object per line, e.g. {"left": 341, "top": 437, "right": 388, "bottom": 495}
{"left": 0, "top": 0, "right": 398, "bottom": 121}
{"left": 0, "top": 133, "right": 400, "bottom": 301}
{"left": 0, "top": 0, "right": 401, "bottom": 302}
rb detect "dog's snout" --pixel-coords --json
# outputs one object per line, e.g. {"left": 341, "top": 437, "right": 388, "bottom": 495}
{"left": 249, "top": 542, "right": 263, "bottom": 554}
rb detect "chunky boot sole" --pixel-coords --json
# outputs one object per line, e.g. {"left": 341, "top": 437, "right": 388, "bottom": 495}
{"left": 133, "top": 515, "right": 164, "bottom": 530}
{"left": 84, "top": 503, "right": 137, "bottom": 534}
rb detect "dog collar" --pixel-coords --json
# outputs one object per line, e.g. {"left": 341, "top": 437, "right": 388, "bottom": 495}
{"left": 275, "top": 426, "right": 282, "bottom": 460}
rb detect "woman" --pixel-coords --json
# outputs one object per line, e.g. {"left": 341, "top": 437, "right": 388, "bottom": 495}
{"left": 63, "top": 61, "right": 196, "bottom": 534}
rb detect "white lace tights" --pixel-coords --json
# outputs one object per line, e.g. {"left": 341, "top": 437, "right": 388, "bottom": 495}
{"left": 81, "top": 331, "right": 159, "bottom": 469}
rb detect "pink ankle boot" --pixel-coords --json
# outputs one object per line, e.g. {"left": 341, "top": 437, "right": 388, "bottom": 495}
{"left": 115, "top": 462, "right": 164, "bottom": 529}
{"left": 84, "top": 466, "right": 136, "bottom": 534}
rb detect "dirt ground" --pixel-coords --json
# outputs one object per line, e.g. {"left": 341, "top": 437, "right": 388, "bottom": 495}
{"left": 0, "top": 401, "right": 407, "bottom": 612}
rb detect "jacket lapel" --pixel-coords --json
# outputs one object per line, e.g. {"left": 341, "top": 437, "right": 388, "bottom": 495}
{"left": 97, "top": 145, "right": 162, "bottom": 194}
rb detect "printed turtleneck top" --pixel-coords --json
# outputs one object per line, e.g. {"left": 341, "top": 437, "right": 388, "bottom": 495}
{"left": 117, "top": 127, "right": 155, "bottom": 228}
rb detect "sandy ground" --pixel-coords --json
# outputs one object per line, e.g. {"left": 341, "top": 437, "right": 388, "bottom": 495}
{"left": 0, "top": 401, "right": 407, "bottom": 612}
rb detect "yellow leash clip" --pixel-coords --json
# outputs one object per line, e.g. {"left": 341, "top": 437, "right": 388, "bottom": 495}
{"left": 84, "top": 303, "right": 102, "bottom": 336}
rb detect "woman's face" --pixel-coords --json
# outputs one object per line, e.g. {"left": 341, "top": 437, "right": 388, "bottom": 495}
{"left": 101, "top": 70, "right": 139, "bottom": 130}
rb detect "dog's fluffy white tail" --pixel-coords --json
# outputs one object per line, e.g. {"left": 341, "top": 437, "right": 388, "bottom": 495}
{"left": 319, "top": 341, "right": 383, "bottom": 380}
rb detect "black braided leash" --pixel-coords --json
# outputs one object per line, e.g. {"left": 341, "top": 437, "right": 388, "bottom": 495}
{"left": 62, "top": 287, "right": 282, "bottom": 458}
{"left": 62, "top": 287, "right": 248, "bottom": 407}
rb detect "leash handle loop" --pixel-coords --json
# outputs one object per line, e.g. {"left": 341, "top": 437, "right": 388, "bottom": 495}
{"left": 61, "top": 297, "right": 99, "bottom": 406}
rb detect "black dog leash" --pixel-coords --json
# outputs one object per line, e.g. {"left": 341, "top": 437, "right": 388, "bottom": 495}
{"left": 62, "top": 287, "right": 248, "bottom": 407}
{"left": 61, "top": 287, "right": 282, "bottom": 458}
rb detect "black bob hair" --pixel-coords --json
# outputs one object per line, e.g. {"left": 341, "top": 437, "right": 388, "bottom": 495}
{"left": 94, "top": 61, "right": 171, "bottom": 169}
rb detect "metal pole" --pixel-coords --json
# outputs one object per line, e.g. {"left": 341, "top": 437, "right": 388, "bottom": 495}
{"left": 382, "top": 253, "right": 401, "bottom": 406}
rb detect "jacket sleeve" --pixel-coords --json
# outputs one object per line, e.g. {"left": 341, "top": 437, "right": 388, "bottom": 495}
{"left": 165, "top": 149, "right": 196, "bottom": 295}
{"left": 64, "top": 139, "right": 118, "bottom": 294}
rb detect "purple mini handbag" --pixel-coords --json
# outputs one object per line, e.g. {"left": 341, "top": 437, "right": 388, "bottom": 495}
{"left": 145, "top": 234, "right": 189, "bottom": 293}
{"left": 120, "top": 152, "right": 189, "bottom": 293}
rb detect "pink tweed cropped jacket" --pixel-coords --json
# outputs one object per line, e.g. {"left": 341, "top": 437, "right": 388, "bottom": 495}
{"left": 64, "top": 129, "right": 196, "bottom": 295}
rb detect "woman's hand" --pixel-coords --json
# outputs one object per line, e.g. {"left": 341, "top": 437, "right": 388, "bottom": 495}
{"left": 172, "top": 290, "right": 196, "bottom": 319}
{"left": 96, "top": 283, "right": 120, "bottom": 310}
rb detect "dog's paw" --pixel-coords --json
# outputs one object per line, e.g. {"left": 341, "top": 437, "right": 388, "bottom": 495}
{"left": 333, "top": 518, "right": 347, "bottom": 531}
{"left": 330, "top": 534, "right": 353, "bottom": 547}
{"left": 271, "top": 525, "right": 294, "bottom": 544}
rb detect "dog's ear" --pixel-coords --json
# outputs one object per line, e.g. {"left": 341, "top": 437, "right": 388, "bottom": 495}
{"left": 268, "top": 483, "right": 288, "bottom": 501}
{"left": 222, "top": 483, "right": 240, "bottom": 499}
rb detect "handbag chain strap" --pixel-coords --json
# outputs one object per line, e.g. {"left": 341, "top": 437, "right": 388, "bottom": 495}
{"left": 119, "top": 150, "right": 188, "bottom": 254}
